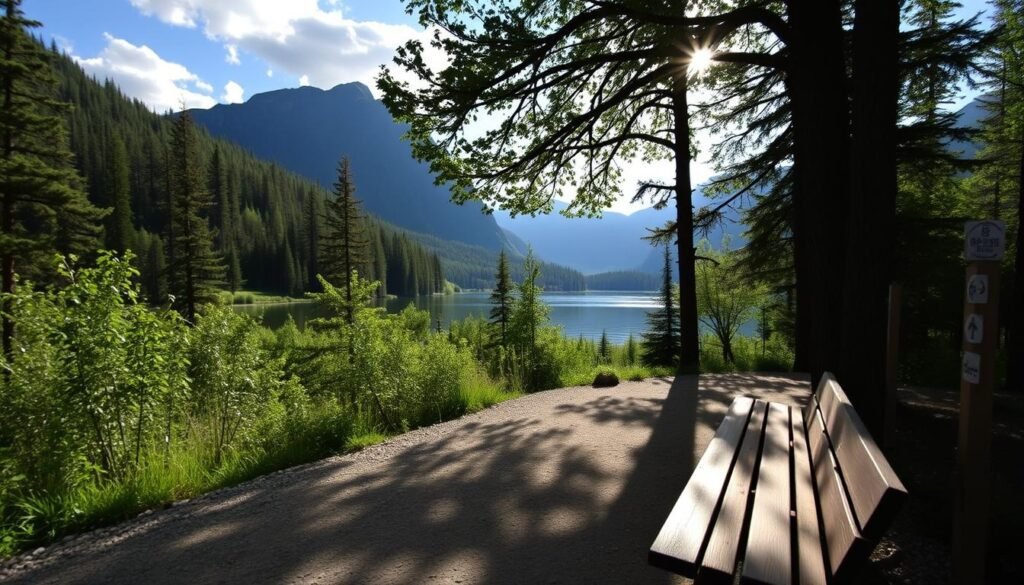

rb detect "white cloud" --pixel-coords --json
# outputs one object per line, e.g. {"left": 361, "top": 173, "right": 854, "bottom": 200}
{"left": 225, "top": 44, "right": 239, "bottom": 64}
{"left": 221, "top": 80, "right": 244, "bottom": 103}
{"left": 74, "top": 33, "right": 215, "bottom": 112}
{"left": 266, "top": 68, "right": 273, "bottom": 78}
{"left": 128, "top": 0, "right": 421, "bottom": 93}
{"left": 298, "top": 74, "right": 309, "bottom": 86}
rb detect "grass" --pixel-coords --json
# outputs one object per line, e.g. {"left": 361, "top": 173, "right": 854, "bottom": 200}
{"left": 0, "top": 378, "right": 521, "bottom": 558}
{"left": 219, "top": 290, "right": 309, "bottom": 305}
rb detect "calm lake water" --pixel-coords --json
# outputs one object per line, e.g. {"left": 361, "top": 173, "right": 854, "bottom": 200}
{"left": 234, "top": 291, "right": 661, "bottom": 343}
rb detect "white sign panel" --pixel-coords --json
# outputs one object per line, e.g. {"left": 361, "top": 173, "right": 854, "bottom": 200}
{"left": 964, "top": 314, "right": 984, "bottom": 344}
{"left": 962, "top": 352, "right": 981, "bottom": 384}
{"left": 967, "top": 274, "right": 989, "bottom": 304}
{"left": 964, "top": 221, "right": 1006, "bottom": 261}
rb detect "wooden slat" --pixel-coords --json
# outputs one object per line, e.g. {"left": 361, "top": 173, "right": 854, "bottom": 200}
{"left": 697, "top": 401, "right": 769, "bottom": 584}
{"left": 801, "top": 392, "right": 819, "bottom": 434}
{"left": 807, "top": 409, "right": 871, "bottom": 582}
{"left": 818, "top": 377, "right": 908, "bottom": 540}
{"left": 741, "top": 403, "right": 792, "bottom": 585}
{"left": 792, "top": 409, "right": 827, "bottom": 585}
{"left": 650, "top": 396, "right": 756, "bottom": 576}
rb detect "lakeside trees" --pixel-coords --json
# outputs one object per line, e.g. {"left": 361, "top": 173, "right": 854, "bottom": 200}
{"left": 642, "top": 246, "right": 680, "bottom": 368}
{"left": 0, "top": 0, "right": 103, "bottom": 355}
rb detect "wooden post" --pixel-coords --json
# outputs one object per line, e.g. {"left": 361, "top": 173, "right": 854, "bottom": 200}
{"left": 884, "top": 283, "right": 902, "bottom": 449}
{"left": 953, "top": 220, "right": 1005, "bottom": 585}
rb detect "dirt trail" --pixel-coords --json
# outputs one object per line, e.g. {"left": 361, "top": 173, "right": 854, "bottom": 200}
{"left": 1, "top": 373, "right": 811, "bottom": 585}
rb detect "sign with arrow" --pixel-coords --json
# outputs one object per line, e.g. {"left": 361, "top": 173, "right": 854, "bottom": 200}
{"left": 964, "top": 314, "right": 984, "bottom": 344}
{"left": 967, "top": 274, "right": 989, "bottom": 304}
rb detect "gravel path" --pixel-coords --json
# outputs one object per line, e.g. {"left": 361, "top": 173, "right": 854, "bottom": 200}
{"left": 0, "top": 373, "right": 812, "bottom": 585}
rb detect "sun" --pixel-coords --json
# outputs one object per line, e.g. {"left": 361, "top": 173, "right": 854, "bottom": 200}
{"left": 689, "top": 48, "right": 714, "bottom": 73}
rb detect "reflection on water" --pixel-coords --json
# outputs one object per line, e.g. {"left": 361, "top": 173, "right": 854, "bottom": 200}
{"left": 233, "top": 291, "right": 661, "bottom": 342}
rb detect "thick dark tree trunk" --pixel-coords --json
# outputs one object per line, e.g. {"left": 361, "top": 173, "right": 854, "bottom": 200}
{"left": 673, "top": 75, "right": 700, "bottom": 374}
{"left": 784, "top": 0, "right": 850, "bottom": 385}
{"left": 1006, "top": 143, "right": 1024, "bottom": 392}
{"left": 838, "top": 0, "right": 899, "bottom": 437}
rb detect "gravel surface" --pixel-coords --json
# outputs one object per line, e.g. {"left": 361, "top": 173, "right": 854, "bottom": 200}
{"left": 0, "top": 373, "right": 813, "bottom": 585}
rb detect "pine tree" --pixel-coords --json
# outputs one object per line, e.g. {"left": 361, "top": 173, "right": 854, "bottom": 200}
{"left": 625, "top": 333, "right": 637, "bottom": 366}
{"left": 598, "top": 330, "right": 610, "bottom": 364}
{"left": 105, "top": 131, "right": 133, "bottom": 253}
{"left": 320, "top": 156, "right": 369, "bottom": 324}
{"left": 0, "top": 0, "right": 104, "bottom": 355}
{"left": 489, "top": 249, "right": 513, "bottom": 347}
{"left": 509, "top": 250, "right": 548, "bottom": 390}
{"left": 642, "top": 245, "right": 680, "bottom": 368}
{"left": 166, "top": 110, "right": 224, "bottom": 323}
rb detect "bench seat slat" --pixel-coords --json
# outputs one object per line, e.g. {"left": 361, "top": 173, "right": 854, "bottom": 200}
{"left": 649, "top": 396, "right": 756, "bottom": 576}
{"left": 817, "top": 377, "right": 907, "bottom": 540}
{"left": 698, "top": 400, "right": 769, "bottom": 584}
{"left": 792, "top": 409, "right": 827, "bottom": 585}
{"left": 741, "top": 402, "right": 793, "bottom": 585}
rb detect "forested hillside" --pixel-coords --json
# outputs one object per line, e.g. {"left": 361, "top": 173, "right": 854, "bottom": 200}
{"left": 186, "top": 83, "right": 512, "bottom": 251}
{"left": 54, "top": 48, "right": 444, "bottom": 298}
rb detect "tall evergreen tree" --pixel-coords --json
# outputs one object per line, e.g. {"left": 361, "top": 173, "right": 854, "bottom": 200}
{"left": 0, "top": 0, "right": 104, "bottom": 355}
{"left": 488, "top": 249, "right": 513, "bottom": 347}
{"left": 642, "top": 246, "right": 680, "bottom": 368}
{"left": 166, "top": 110, "right": 224, "bottom": 323}
{"left": 509, "top": 250, "right": 548, "bottom": 390}
{"left": 625, "top": 333, "right": 638, "bottom": 366}
{"left": 105, "top": 131, "right": 133, "bottom": 254}
{"left": 598, "top": 330, "right": 610, "bottom": 364}
{"left": 320, "top": 156, "right": 370, "bottom": 324}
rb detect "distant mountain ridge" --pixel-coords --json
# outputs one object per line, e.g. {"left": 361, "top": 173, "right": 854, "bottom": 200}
{"left": 187, "top": 83, "right": 511, "bottom": 251}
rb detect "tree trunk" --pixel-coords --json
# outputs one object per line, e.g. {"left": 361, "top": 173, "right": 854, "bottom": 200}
{"left": 673, "top": 72, "right": 700, "bottom": 375}
{"left": 784, "top": 0, "right": 850, "bottom": 384}
{"left": 838, "top": 0, "right": 899, "bottom": 437}
{"left": 1006, "top": 141, "right": 1024, "bottom": 392}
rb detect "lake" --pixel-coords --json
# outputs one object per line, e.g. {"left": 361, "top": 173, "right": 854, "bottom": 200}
{"left": 233, "top": 291, "right": 663, "bottom": 343}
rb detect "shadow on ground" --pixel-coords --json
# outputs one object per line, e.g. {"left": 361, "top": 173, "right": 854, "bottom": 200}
{"left": 11, "top": 374, "right": 812, "bottom": 585}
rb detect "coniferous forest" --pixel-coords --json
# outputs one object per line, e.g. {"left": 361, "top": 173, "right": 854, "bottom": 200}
{"left": 52, "top": 47, "right": 446, "bottom": 300}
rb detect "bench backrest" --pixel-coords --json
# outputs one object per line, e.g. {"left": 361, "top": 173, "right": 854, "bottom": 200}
{"left": 803, "top": 372, "right": 907, "bottom": 583}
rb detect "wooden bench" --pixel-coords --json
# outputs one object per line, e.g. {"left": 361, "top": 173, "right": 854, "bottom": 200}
{"left": 649, "top": 373, "right": 907, "bottom": 585}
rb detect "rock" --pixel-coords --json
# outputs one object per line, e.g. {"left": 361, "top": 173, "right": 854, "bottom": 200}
{"left": 592, "top": 371, "right": 619, "bottom": 388}
{"left": 32, "top": 547, "right": 45, "bottom": 556}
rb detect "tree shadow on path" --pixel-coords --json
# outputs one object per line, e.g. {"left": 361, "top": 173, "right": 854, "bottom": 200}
{"left": 12, "top": 374, "right": 811, "bottom": 585}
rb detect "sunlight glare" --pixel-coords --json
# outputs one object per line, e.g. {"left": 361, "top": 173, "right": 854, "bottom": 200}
{"left": 689, "top": 48, "right": 714, "bottom": 73}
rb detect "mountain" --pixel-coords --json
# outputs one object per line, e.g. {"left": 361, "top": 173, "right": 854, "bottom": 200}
{"left": 495, "top": 190, "right": 745, "bottom": 274}
{"left": 186, "top": 83, "right": 510, "bottom": 251}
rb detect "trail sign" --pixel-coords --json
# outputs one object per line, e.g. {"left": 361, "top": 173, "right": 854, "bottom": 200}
{"left": 954, "top": 220, "right": 1004, "bottom": 584}
{"left": 961, "top": 352, "right": 981, "bottom": 384}
{"left": 964, "top": 314, "right": 983, "bottom": 344}
{"left": 967, "top": 274, "right": 989, "bottom": 304}
{"left": 964, "top": 220, "right": 1006, "bottom": 261}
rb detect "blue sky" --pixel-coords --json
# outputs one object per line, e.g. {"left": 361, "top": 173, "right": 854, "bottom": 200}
{"left": 24, "top": 0, "right": 993, "bottom": 213}
{"left": 25, "top": 0, "right": 426, "bottom": 112}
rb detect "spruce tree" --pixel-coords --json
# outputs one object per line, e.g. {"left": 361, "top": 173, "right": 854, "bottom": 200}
{"left": 642, "top": 245, "right": 680, "bottom": 368}
{"left": 0, "top": 0, "right": 104, "bottom": 355}
{"left": 105, "top": 131, "right": 133, "bottom": 254}
{"left": 488, "top": 249, "right": 513, "bottom": 347}
{"left": 625, "top": 333, "right": 637, "bottom": 366}
{"left": 166, "top": 110, "right": 224, "bottom": 323}
{"left": 509, "top": 250, "right": 548, "bottom": 390}
{"left": 598, "top": 330, "right": 610, "bottom": 364}
{"left": 320, "top": 157, "right": 370, "bottom": 323}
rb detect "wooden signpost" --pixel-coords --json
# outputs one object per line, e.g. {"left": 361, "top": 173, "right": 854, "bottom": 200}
{"left": 953, "top": 220, "right": 1005, "bottom": 585}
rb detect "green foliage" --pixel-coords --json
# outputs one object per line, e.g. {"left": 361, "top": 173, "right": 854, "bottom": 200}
{"left": 166, "top": 111, "right": 225, "bottom": 322}
{"left": 696, "top": 243, "right": 768, "bottom": 364}
{"left": 642, "top": 246, "right": 680, "bottom": 368}
{"left": 488, "top": 249, "right": 513, "bottom": 347}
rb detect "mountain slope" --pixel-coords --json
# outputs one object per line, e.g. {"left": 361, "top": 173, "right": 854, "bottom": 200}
{"left": 496, "top": 192, "right": 745, "bottom": 274}
{"left": 187, "top": 83, "right": 509, "bottom": 251}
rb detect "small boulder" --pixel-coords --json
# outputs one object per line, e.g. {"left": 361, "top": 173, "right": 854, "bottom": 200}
{"left": 592, "top": 371, "right": 620, "bottom": 388}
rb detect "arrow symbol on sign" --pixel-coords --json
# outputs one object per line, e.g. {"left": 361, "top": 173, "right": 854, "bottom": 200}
{"left": 968, "top": 319, "right": 978, "bottom": 338}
